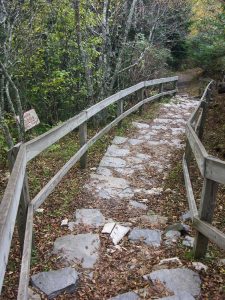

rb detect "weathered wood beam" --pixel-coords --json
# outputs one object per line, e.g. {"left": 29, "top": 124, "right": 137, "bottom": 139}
{"left": 182, "top": 156, "right": 198, "bottom": 219}
{"left": 193, "top": 178, "right": 218, "bottom": 258}
{"left": 0, "top": 146, "right": 26, "bottom": 293}
{"left": 79, "top": 122, "right": 88, "bottom": 169}
{"left": 8, "top": 143, "right": 30, "bottom": 254}
{"left": 17, "top": 204, "right": 34, "bottom": 300}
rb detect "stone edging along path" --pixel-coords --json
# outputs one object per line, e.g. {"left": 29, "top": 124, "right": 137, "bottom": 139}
{"left": 30, "top": 94, "right": 205, "bottom": 299}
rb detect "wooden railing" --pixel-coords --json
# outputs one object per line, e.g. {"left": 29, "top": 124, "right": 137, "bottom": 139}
{"left": 183, "top": 81, "right": 225, "bottom": 258}
{"left": 0, "top": 76, "right": 178, "bottom": 299}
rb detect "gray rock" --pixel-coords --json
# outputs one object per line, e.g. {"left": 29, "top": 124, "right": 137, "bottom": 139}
{"left": 141, "top": 214, "right": 168, "bottom": 225}
{"left": 74, "top": 209, "right": 105, "bottom": 227}
{"left": 165, "top": 223, "right": 190, "bottom": 235}
{"left": 110, "top": 291, "right": 140, "bottom": 300}
{"left": 182, "top": 236, "right": 194, "bottom": 248}
{"left": 132, "top": 122, "right": 150, "bottom": 129}
{"left": 218, "top": 258, "right": 225, "bottom": 266}
{"left": 181, "top": 211, "right": 192, "bottom": 222}
{"left": 106, "top": 145, "right": 130, "bottom": 157}
{"left": 160, "top": 291, "right": 195, "bottom": 300}
{"left": 112, "top": 136, "right": 128, "bottom": 145}
{"left": 99, "top": 156, "right": 127, "bottom": 168}
{"left": 128, "top": 228, "right": 161, "bottom": 247}
{"left": 129, "top": 200, "right": 148, "bottom": 210}
{"left": 28, "top": 288, "right": 41, "bottom": 300}
{"left": 31, "top": 267, "right": 78, "bottom": 299}
{"left": 97, "top": 167, "right": 112, "bottom": 176}
{"left": 128, "top": 138, "right": 144, "bottom": 145}
{"left": 53, "top": 234, "right": 100, "bottom": 268}
{"left": 145, "top": 268, "right": 201, "bottom": 297}
{"left": 165, "top": 230, "right": 181, "bottom": 242}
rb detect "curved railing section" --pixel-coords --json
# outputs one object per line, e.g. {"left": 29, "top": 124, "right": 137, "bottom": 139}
{"left": 183, "top": 80, "right": 225, "bottom": 258}
{"left": 0, "top": 76, "right": 178, "bottom": 299}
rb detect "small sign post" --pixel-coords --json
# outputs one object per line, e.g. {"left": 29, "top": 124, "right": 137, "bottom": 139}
{"left": 17, "top": 109, "right": 40, "bottom": 131}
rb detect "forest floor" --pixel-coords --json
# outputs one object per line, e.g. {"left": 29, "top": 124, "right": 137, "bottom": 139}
{"left": 0, "top": 78, "right": 225, "bottom": 300}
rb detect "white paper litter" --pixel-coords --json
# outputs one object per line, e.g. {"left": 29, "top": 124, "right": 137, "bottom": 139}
{"left": 192, "top": 262, "right": 208, "bottom": 271}
{"left": 61, "top": 218, "right": 69, "bottom": 226}
{"left": 102, "top": 222, "right": 116, "bottom": 234}
{"left": 159, "top": 257, "right": 182, "bottom": 265}
{"left": 110, "top": 224, "right": 130, "bottom": 245}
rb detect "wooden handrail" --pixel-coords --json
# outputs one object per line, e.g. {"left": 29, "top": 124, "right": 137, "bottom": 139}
{"left": 183, "top": 80, "right": 225, "bottom": 258}
{"left": 0, "top": 75, "right": 178, "bottom": 297}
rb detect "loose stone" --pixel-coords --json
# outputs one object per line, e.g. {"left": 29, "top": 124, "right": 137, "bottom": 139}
{"left": 31, "top": 267, "right": 78, "bottom": 299}
{"left": 129, "top": 228, "right": 161, "bottom": 247}
{"left": 144, "top": 268, "right": 201, "bottom": 297}
{"left": 53, "top": 234, "right": 100, "bottom": 268}
{"left": 74, "top": 209, "right": 105, "bottom": 227}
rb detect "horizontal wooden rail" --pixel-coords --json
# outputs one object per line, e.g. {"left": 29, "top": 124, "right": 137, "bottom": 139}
{"left": 0, "top": 145, "right": 27, "bottom": 291}
{"left": 0, "top": 75, "right": 178, "bottom": 297}
{"left": 185, "top": 123, "right": 207, "bottom": 176}
{"left": 182, "top": 156, "right": 198, "bottom": 219}
{"left": 193, "top": 217, "right": 225, "bottom": 250}
{"left": 205, "top": 156, "right": 225, "bottom": 185}
{"left": 183, "top": 80, "right": 225, "bottom": 258}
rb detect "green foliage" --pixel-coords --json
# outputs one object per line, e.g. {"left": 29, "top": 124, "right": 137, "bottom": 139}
{"left": 188, "top": 4, "right": 225, "bottom": 73}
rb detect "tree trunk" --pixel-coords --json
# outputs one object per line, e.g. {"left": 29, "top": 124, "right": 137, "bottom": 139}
{"left": 73, "top": 0, "right": 94, "bottom": 106}
{"left": 109, "top": 0, "right": 138, "bottom": 93}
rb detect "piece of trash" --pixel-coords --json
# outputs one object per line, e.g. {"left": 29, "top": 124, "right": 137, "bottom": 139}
{"left": 68, "top": 222, "right": 76, "bottom": 231}
{"left": 61, "top": 218, "right": 69, "bottom": 227}
{"left": 192, "top": 262, "right": 208, "bottom": 271}
{"left": 36, "top": 208, "right": 44, "bottom": 213}
{"left": 159, "top": 257, "right": 182, "bottom": 265}
{"left": 110, "top": 224, "right": 130, "bottom": 245}
{"left": 102, "top": 222, "right": 116, "bottom": 234}
{"left": 139, "top": 199, "right": 148, "bottom": 203}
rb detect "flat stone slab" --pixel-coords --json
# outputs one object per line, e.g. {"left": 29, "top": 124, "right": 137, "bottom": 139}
{"left": 74, "top": 209, "right": 105, "bottom": 227}
{"left": 128, "top": 138, "right": 144, "bottom": 145}
{"left": 28, "top": 288, "right": 41, "bottom": 300}
{"left": 112, "top": 136, "right": 128, "bottom": 145}
{"left": 128, "top": 228, "right": 161, "bottom": 247}
{"left": 100, "top": 156, "right": 127, "bottom": 168}
{"left": 97, "top": 167, "right": 112, "bottom": 176}
{"left": 31, "top": 267, "right": 78, "bottom": 299}
{"left": 129, "top": 200, "right": 148, "bottom": 210}
{"left": 106, "top": 145, "right": 130, "bottom": 157}
{"left": 145, "top": 268, "right": 201, "bottom": 297}
{"left": 182, "top": 236, "right": 194, "bottom": 248}
{"left": 53, "top": 234, "right": 100, "bottom": 268}
{"left": 132, "top": 122, "right": 150, "bottom": 129}
{"left": 160, "top": 291, "right": 195, "bottom": 299}
{"left": 140, "top": 214, "right": 168, "bottom": 225}
{"left": 110, "top": 291, "right": 140, "bottom": 300}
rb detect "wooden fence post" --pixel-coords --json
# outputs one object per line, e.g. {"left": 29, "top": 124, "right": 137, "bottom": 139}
{"left": 198, "top": 101, "right": 207, "bottom": 141}
{"left": 137, "top": 88, "right": 144, "bottom": 115}
{"left": 8, "top": 143, "right": 30, "bottom": 254}
{"left": 174, "top": 80, "right": 178, "bottom": 94}
{"left": 184, "top": 141, "right": 192, "bottom": 168}
{"left": 159, "top": 83, "right": 163, "bottom": 93}
{"left": 193, "top": 178, "right": 218, "bottom": 258}
{"left": 117, "top": 99, "right": 124, "bottom": 126}
{"left": 79, "top": 122, "right": 88, "bottom": 169}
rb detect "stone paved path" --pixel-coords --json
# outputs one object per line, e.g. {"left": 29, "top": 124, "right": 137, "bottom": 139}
{"left": 31, "top": 94, "right": 204, "bottom": 299}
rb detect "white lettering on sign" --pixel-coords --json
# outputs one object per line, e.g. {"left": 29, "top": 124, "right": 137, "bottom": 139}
{"left": 17, "top": 109, "right": 40, "bottom": 131}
